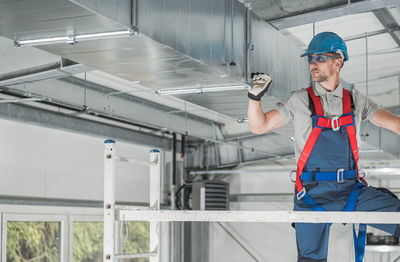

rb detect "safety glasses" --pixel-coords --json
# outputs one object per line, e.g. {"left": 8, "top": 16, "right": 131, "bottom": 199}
{"left": 307, "top": 54, "right": 336, "bottom": 64}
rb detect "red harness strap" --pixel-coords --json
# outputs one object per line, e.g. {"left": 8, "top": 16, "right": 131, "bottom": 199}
{"left": 295, "top": 87, "right": 362, "bottom": 198}
{"left": 342, "top": 89, "right": 362, "bottom": 183}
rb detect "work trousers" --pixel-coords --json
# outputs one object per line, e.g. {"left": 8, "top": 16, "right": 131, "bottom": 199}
{"left": 293, "top": 179, "right": 400, "bottom": 262}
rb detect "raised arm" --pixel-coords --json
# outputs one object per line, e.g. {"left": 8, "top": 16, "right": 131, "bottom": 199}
{"left": 248, "top": 102, "right": 284, "bottom": 134}
{"left": 370, "top": 108, "right": 400, "bottom": 136}
{"left": 247, "top": 73, "right": 284, "bottom": 134}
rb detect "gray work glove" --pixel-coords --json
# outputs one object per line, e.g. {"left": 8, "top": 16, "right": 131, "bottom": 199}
{"left": 248, "top": 72, "right": 272, "bottom": 101}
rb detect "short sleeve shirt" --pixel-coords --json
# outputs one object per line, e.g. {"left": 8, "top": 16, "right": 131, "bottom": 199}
{"left": 274, "top": 82, "right": 380, "bottom": 162}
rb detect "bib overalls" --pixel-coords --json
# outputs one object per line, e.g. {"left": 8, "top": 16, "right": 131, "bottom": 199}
{"left": 293, "top": 87, "right": 400, "bottom": 262}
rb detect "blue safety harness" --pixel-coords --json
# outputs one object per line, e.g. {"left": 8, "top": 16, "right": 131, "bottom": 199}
{"left": 296, "top": 87, "right": 367, "bottom": 262}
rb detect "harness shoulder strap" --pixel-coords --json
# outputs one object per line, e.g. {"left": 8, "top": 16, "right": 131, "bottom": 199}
{"left": 306, "top": 86, "right": 324, "bottom": 116}
{"left": 342, "top": 88, "right": 352, "bottom": 114}
{"left": 295, "top": 87, "right": 324, "bottom": 195}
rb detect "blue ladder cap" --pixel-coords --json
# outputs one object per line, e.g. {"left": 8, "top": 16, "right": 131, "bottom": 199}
{"left": 151, "top": 149, "right": 160, "bottom": 153}
{"left": 104, "top": 139, "right": 115, "bottom": 144}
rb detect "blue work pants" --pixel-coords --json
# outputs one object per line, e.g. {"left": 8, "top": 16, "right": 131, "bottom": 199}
{"left": 293, "top": 179, "right": 400, "bottom": 262}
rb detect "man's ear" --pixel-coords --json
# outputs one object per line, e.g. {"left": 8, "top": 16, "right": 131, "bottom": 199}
{"left": 335, "top": 58, "right": 343, "bottom": 69}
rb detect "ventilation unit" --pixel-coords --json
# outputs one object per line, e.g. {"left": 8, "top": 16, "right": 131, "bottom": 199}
{"left": 192, "top": 180, "right": 229, "bottom": 210}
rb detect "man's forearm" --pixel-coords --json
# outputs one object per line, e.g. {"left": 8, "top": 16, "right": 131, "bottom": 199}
{"left": 248, "top": 100, "right": 267, "bottom": 134}
{"left": 248, "top": 101, "right": 284, "bottom": 134}
{"left": 371, "top": 109, "right": 400, "bottom": 136}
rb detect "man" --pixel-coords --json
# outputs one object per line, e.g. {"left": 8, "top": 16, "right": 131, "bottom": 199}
{"left": 248, "top": 32, "right": 400, "bottom": 262}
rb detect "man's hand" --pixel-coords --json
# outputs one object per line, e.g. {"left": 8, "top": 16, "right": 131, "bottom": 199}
{"left": 248, "top": 73, "right": 272, "bottom": 101}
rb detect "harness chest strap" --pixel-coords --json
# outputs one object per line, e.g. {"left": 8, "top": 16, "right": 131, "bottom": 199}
{"left": 295, "top": 87, "right": 361, "bottom": 196}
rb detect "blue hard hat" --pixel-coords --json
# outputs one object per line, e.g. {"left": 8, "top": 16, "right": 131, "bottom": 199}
{"left": 301, "top": 32, "right": 348, "bottom": 62}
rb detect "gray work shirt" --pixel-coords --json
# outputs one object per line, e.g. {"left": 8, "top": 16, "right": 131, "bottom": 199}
{"left": 274, "top": 82, "right": 380, "bottom": 162}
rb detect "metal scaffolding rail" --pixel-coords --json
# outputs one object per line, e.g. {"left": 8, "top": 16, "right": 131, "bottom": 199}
{"left": 118, "top": 209, "right": 400, "bottom": 224}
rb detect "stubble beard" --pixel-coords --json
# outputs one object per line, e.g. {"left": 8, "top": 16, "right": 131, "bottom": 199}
{"left": 311, "top": 70, "right": 328, "bottom": 83}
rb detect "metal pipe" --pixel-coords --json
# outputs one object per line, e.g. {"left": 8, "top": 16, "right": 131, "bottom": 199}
{"left": 245, "top": 3, "right": 252, "bottom": 84}
{"left": 181, "top": 134, "right": 185, "bottom": 159}
{"left": 172, "top": 133, "right": 177, "bottom": 186}
{"left": 131, "top": 0, "right": 138, "bottom": 30}
{"left": 366, "top": 36, "right": 369, "bottom": 97}
{"left": 230, "top": 0, "right": 234, "bottom": 63}
{"left": 312, "top": 22, "right": 315, "bottom": 37}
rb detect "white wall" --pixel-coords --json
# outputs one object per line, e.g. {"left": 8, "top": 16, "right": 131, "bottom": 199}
{"left": 0, "top": 118, "right": 169, "bottom": 203}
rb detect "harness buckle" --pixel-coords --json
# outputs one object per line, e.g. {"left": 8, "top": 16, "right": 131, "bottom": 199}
{"left": 337, "top": 168, "right": 345, "bottom": 183}
{"left": 297, "top": 188, "right": 306, "bottom": 200}
{"left": 332, "top": 116, "right": 340, "bottom": 131}
{"left": 289, "top": 170, "right": 297, "bottom": 183}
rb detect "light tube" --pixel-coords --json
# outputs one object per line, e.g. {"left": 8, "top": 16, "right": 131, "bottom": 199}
{"left": 75, "top": 30, "right": 133, "bottom": 41}
{"left": 15, "top": 36, "right": 75, "bottom": 47}
{"left": 155, "top": 87, "right": 202, "bottom": 95}
{"left": 156, "top": 84, "right": 249, "bottom": 95}
{"left": 15, "top": 30, "right": 134, "bottom": 47}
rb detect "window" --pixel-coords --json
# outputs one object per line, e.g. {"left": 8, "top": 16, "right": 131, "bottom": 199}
{"left": 72, "top": 221, "right": 149, "bottom": 262}
{"left": 73, "top": 222, "right": 103, "bottom": 262}
{"left": 120, "top": 221, "right": 149, "bottom": 262}
{"left": 7, "top": 221, "right": 61, "bottom": 262}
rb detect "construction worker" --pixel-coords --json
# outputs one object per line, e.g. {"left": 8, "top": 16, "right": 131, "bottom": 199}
{"left": 248, "top": 31, "right": 400, "bottom": 262}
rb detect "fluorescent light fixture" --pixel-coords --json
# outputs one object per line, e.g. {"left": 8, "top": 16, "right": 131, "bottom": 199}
{"left": 15, "top": 30, "right": 134, "bottom": 47}
{"left": 15, "top": 36, "right": 75, "bottom": 47}
{"left": 155, "top": 84, "right": 249, "bottom": 95}
{"left": 0, "top": 97, "right": 44, "bottom": 104}
{"left": 75, "top": 30, "right": 134, "bottom": 41}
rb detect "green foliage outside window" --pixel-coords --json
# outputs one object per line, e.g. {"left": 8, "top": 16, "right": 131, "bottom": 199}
{"left": 73, "top": 222, "right": 103, "bottom": 262}
{"left": 120, "top": 222, "right": 149, "bottom": 262}
{"left": 6, "top": 221, "right": 149, "bottom": 262}
{"left": 7, "top": 221, "right": 60, "bottom": 262}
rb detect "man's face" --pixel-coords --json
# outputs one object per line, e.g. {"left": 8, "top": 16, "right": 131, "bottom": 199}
{"left": 308, "top": 53, "right": 340, "bottom": 82}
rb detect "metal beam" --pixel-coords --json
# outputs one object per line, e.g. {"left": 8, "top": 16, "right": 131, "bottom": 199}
{"left": 270, "top": 0, "right": 400, "bottom": 30}
{"left": 0, "top": 61, "right": 93, "bottom": 87}
{"left": 344, "top": 28, "right": 400, "bottom": 42}
{"left": 373, "top": 8, "right": 400, "bottom": 47}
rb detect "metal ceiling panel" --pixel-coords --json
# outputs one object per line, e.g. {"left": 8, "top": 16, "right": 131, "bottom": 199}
{"left": 268, "top": 0, "right": 400, "bottom": 30}
{"left": 249, "top": 0, "right": 346, "bottom": 22}
{"left": 280, "top": 12, "right": 386, "bottom": 50}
